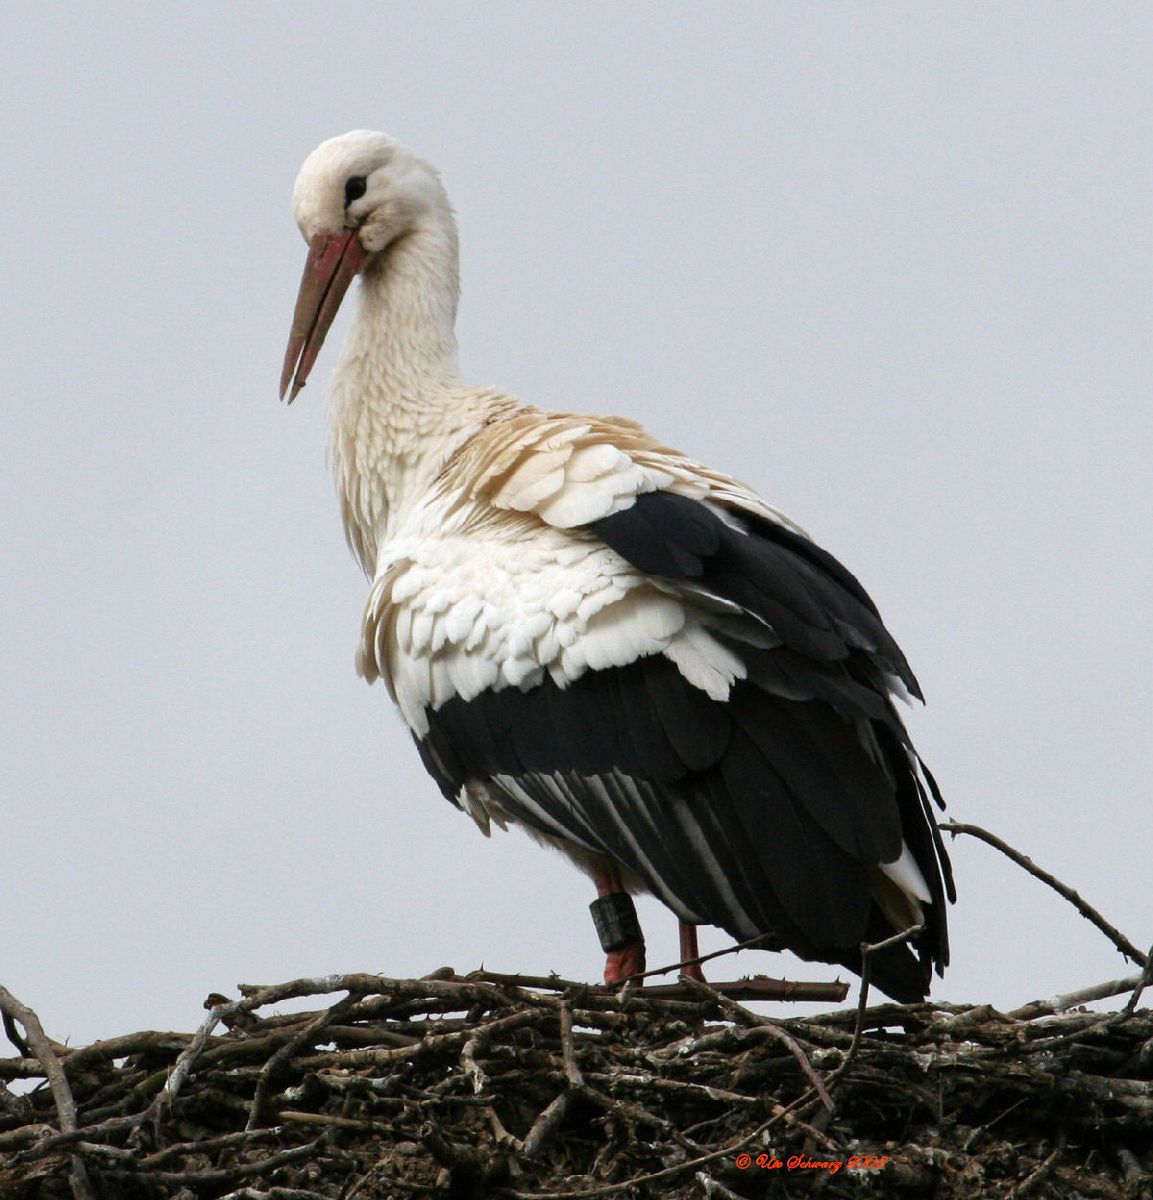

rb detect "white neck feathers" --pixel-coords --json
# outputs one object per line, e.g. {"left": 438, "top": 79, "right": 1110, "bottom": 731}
{"left": 327, "top": 217, "right": 506, "bottom": 573}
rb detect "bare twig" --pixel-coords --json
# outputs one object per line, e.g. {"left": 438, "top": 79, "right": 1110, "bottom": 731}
{"left": 629, "top": 932, "right": 775, "bottom": 980}
{"left": 0, "top": 987, "right": 78, "bottom": 1135}
{"left": 677, "top": 974, "right": 834, "bottom": 1112}
{"left": 695, "top": 1173, "right": 752, "bottom": 1200}
{"left": 635, "top": 977, "right": 849, "bottom": 1003}
{"left": 139, "top": 1127, "right": 285, "bottom": 1168}
{"left": 1009, "top": 972, "right": 1148, "bottom": 1020}
{"left": 512, "top": 1105, "right": 797, "bottom": 1198}
{"left": 1122, "top": 940, "right": 1153, "bottom": 1015}
{"left": 622, "top": 932, "right": 850, "bottom": 1003}
{"left": 0, "top": 985, "right": 95, "bottom": 1200}
{"left": 522, "top": 1087, "right": 575, "bottom": 1161}
{"left": 1004, "top": 1147, "right": 1061, "bottom": 1198}
{"left": 463, "top": 964, "right": 848, "bottom": 1004}
{"left": 104, "top": 1137, "right": 328, "bottom": 1186}
{"left": 522, "top": 1000, "right": 582, "bottom": 1160}
{"left": 218, "top": 1188, "right": 332, "bottom": 1200}
{"left": 457, "top": 1001, "right": 523, "bottom": 1151}
{"left": 245, "top": 989, "right": 362, "bottom": 1131}
{"left": 824, "top": 924, "right": 923, "bottom": 1099}
{"left": 939, "top": 821, "right": 1148, "bottom": 967}
{"left": 2, "top": 1009, "right": 32, "bottom": 1058}
{"left": 150, "top": 997, "right": 228, "bottom": 1119}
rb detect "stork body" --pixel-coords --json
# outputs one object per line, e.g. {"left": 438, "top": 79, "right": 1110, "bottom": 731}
{"left": 282, "top": 131, "right": 954, "bottom": 1001}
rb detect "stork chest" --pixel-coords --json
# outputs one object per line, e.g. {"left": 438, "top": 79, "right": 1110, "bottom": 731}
{"left": 353, "top": 501, "right": 686, "bottom": 737}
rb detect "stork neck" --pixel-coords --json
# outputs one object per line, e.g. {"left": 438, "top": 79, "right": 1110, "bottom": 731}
{"left": 347, "top": 221, "right": 461, "bottom": 393}
{"left": 328, "top": 219, "right": 496, "bottom": 572}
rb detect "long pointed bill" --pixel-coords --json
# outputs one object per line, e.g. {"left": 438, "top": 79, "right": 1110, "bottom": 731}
{"left": 280, "top": 230, "right": 367, "bottom": 402}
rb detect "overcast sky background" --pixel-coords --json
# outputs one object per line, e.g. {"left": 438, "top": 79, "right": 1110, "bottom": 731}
{"left": 2, "top": 5, "right": 1150, "bottom": 1047}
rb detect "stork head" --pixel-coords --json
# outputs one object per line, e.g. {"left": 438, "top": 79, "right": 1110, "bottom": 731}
{"left": 280, "top": 130, "right": 451, "bottom": 402}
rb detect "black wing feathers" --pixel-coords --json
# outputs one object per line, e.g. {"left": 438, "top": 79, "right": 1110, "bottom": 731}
{"left": 417, "top": 489, "right": 950, "bottom": 1002}
{"left": 593, "top": 490, "right": 721, "bottom": 577}
{"left": 592, "top": 491, "right": 921, "bottom": 698}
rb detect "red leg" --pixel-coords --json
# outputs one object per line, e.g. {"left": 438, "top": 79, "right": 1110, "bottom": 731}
{"left": 679, "top": 921, "right": 706, "bottom": 982}
{"left": 590, "top": 861, "right": 646, "bottom": 985}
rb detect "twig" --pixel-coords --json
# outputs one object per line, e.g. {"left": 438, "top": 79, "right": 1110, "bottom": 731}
{"left": 635, "top": 977, "right": 849, "bottom": 1003}
{"left": 511, "top": 1104, "right": 797, "bottom": 1198}
{"left": 597, "top": 1071, "right": 840, "bottom": 1155}
{"left": 0, "top": 985, "right": 95, "bottom": 1200}
{"left": 103, "top": 1137, "right": 328, "bottom": 1186}
{"left": 695, "top": 1173, "right": 752, "bottom": 1200}
{"left": 2, "top": 1009, "right": 32, "bottom": 1058}
{"left": 460, "top": 1030, "right": 490, "bottom": 1095}
{"left": 458, "top": 1003, "right": 523, "bottom": 1151}
{"left": 522, "top": 1089, "right": 576, "bottom": 1161}
{"left": 939, "top": 821, "right": 1148, "bottom": 966}
{"left": 1122, "top": 940, "right": 1153, "bottom": 1015}
{"left": 217, "top": 1189, "right": 332, "bottom": 1200}
{"left": 677, "top": 975, "right": 834, "bottom": 1111}
{"left": 824, "top": 924, "right": 923, "bottom": 1099}
{"left": 149, "top": 997, "right": 228, "bottom": 1121}
{"left": 245, "top": 990, "right": 362, "bottom": 1130}
{"left": 1004, "top": 1147, "right": 1061, "bottom": 1198}
{"left": 466, "top": 969, "right": 594, "bottom": 992}
{"left": 1008, "top": 972, "right": 1148, "bottom": 1020}
{"left": 834, "top": 954, "right": 872, "bottom": 1084}
{"left": 459, "top": 966, "right": 849, "bottom": 1006}
{"left": 522, "top": 1000, "right": 582, "bottom": 1160}
{"left": 139, "top": 1127, "right": 285, "bottom": 1168}
{"left": 623, "top": 933, "right": 849, "bottom": 1002}
{"left": 629, "top": 932, "right": 776, "bottom": 980}
{"left": 0, "top": 987, "right": 78, "bottom": 1136}
{"left": 295, "top": 1005, "right": 540, "bottom": 1070}
{"left": 558, "top": 999, "right": 581, "bottom": 1088}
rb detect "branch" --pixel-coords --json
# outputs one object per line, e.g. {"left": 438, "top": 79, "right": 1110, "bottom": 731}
{"left": 939, "top": 821, "right": 1148, "bottom": 966}
{"left": 823, "top": 924, "right": 924, "bottom": 1099}
{"left": 0, "top": 985, "right": 95, "bottom": 1200}
{"left": 1009, "top": 972, "right": 1149, "bottom": 1020}
{"left": 245, "top": 989, "right": 362, "bottom": 1131}
{"left": 677, "top": 975, "right": 834, "bottom": 1112}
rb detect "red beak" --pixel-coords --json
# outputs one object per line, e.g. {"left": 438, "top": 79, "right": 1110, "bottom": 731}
{"left": 280, "top": 230, "right": 367, "bottom": 402}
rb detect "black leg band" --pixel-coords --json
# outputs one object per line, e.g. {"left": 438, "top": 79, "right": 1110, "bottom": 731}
{"left": 589, "top": 892, "right": 643, "bottom": 953}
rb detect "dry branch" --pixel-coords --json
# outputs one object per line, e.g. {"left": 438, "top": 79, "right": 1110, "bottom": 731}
{"left": 939, "top": 821, "right": 1149, "bottom": 967}
{"left": 0, "top": 984, "right": 95, "bottom": 1200}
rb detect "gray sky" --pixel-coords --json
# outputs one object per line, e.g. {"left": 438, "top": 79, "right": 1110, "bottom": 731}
{"left": 3, "top": 4, "right": 1150, "bottom": 1047}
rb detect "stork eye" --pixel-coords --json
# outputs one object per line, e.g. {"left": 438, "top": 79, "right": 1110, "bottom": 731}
{"left": 344, "top": 175, "right": 368, "bottom": 206}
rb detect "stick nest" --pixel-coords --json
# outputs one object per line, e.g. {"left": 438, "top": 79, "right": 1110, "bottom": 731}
{"left": 1, "top": 968, "right": 1150, "bottom": 1200}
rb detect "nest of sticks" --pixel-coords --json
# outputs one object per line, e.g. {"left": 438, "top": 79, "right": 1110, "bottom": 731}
{"left": 1, "top": 825, "right": 1150, "bottom": 1200}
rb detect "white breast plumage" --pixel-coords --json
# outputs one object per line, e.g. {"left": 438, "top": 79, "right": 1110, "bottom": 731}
{"left": 357, "top": 494, "right": 739, "bottom": 736}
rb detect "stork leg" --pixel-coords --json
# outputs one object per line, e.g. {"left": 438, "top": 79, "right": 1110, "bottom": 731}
{"left": 588, "top": 861, "right": 645, "bottom": 985}
{"left": 678, "top": 921, "right": 707, "bottom": 982}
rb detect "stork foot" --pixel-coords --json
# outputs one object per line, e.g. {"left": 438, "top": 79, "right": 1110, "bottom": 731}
{"left": 604, "top": 939, "right": 646, "bottom": 985}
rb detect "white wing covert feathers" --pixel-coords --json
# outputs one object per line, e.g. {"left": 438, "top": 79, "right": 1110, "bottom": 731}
{"left": 357, "top": 412, "right": 792, "bottom": 728}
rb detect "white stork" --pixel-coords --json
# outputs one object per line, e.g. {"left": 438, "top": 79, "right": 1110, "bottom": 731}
{"left": 280, "top": 131, "right": 954, "bottom": 1001}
